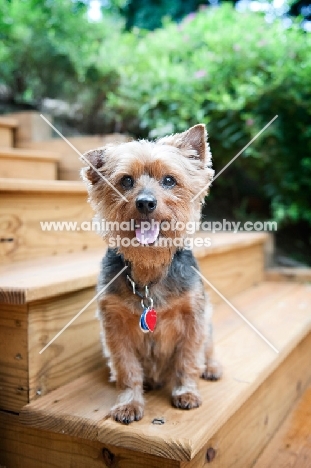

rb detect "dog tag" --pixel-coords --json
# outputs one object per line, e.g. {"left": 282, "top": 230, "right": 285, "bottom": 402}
{"left": 139, "top": 308, "right": 157, "bottom": 333}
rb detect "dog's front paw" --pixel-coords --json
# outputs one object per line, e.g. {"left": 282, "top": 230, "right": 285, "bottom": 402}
{"left": 110, "top": 402, "right": 144, "bottom": 425}
{"left": 172, "top": 392, "right": 202, "bottom": 410}
{"left": 201, "top": 358, "right": 222, "bottom": 381}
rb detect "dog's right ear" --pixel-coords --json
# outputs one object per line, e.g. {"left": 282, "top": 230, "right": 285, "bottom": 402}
{"left": 80, "top": 148, "right": 105, "bottom": 185}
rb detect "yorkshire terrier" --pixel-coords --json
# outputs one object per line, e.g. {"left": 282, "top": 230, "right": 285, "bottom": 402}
{"left": 82, "top": 124, "right": 222, "bottom": 425}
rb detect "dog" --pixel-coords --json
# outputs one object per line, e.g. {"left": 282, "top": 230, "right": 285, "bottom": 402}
{"left": 81, "top": 124, "right": 222, "bottom": 424}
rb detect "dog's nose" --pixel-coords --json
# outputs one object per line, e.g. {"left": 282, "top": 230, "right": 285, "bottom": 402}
{"left": 136, "top": 194, "right": 157, "bottom": 214}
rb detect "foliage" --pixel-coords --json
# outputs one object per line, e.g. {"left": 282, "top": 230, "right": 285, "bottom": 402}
{"left": 104, "top": 5, "right": 311, "bottom": 227}
{"left": 117, "top": 0, "right": 207, "bottom": 31}
{"left": 0, "top": 0, "right": 122, "bottom": 131}
{"left": 0, "top": 1, "right": 310, "bottom": 230}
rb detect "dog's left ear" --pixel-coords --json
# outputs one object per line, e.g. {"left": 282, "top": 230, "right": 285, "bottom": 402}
{"left": 80, "top": 148, "right": 105, "bottom": 185}
{"left": 177, "top": 124, "right": 207, "bottom": 162}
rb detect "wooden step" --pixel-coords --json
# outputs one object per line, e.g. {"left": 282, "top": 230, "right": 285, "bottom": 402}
{"left": 254, "top": 383, "right": 311, "bottom": 467}
{"left": 21, "top": 134, "right": 131, "bottom": 180}
{"left": 0, "top": 231, "right": 268, "bottom": 304}
{"left": 5, "top": 111, "right": 53, "bottom": 146}
{"left": 0, "top": 178, "right": 103, "bottom": 263}
{"left": 0, "top": 116, "right": 18, "bottom": 148}
{"left": 0, "top": 148, "right": 60, "bottom": 180}
{"left": 0, "top": 233, "right": 267, "bottom": 413}
{"left": 266, "top": 267, "right": 311, "bottom": 282}
{"left": 9, "top": 280, "right": 310, "bottom": 467}
{"left": 0, "top": 249, "right": 104, "bottom": 412}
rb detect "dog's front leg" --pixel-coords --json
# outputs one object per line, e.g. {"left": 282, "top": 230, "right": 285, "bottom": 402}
{"left": 110, "top": 382, "right": 144, "bottom": 425}
{"left": 108, "top": 339, "right": 144, "bottom": 424}
{"left": 171, "top": 318, "right": 204, "bottom": 410}
{"left": 101, "top": 303, "right": 144, "bottom": 425}
{"left": 108, "top": 342, "right": 144, "bottom": 424}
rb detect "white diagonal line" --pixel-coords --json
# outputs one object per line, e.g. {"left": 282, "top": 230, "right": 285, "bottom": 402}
{"left": 39, "top": 265, "right": 128, "bottom": 354}
{"left": 191, "top": 266, "right": 279, "bottom": 354}
{"left": 191, "top": 115, "right": 278, "bottom": 202}
{"left": 40, "top": 114, "right": 128, "bottom": 202}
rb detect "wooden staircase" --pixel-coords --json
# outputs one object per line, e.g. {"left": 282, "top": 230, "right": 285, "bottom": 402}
{"left": 0, "top": 113, "right": 310, "bottom": 468}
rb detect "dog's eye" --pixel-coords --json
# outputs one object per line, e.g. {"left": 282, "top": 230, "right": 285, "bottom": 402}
{"left": 120, "top": 176, "right": 134, "bottom": 189}
{"left": 162, "top": 175, "right": 176, "bottom": 188}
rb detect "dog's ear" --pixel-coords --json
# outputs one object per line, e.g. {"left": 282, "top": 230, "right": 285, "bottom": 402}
{"left": 158, "top": 124, "right": 209, "bottom": 162}
{"left": 81, "top": 148, "right": 105, "bottom": 185}
{"left": 177, "top": 124, "right": 207, "bottom": 162}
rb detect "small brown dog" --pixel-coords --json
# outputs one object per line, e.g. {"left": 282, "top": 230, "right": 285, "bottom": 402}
{"left": 82, "top": 124, "right": 221, "bottom": 424}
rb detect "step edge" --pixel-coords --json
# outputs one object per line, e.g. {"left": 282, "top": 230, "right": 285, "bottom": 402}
{"left": 0, "top": 117, "right": 19, "bottom": 128}
{"left": 19, "top": 328, "right": 311, "bottom": 461}
{"left": 265, "top": 267, "right": 311, "bottom": 282}
{"left": 194, "top": 232, "right": 268, "bottom": 257}
{"left": 0, "top": 234, "right": 264, "bottom": 305}
{"left": 0, "top": 148, "right": 61, "bottom": 162}
{"left": 18, "top": 286, "right": 311, "bottom": 461}
{"left": 96, "top": 326, "right": 311, "bottom": 461}
{"left": 188, "top": 326, "right": 311, "bottom": 460}
{"left": 0, "top": 178, "right": 86, "bottom": 193}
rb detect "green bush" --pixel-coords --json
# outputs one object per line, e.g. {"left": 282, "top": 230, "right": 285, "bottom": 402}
{"left": 105, "top": 5, "right": 311, "bottom": 227}
{"left": 1, "top": 2, "right": 310, "bottom": 230}
{"left": 0, "top": 0, "right": 122, "bottom": 132}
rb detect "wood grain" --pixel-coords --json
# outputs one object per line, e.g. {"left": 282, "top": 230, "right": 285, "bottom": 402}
{"left": 0, "top": 233, "right": 266, "bottom": 304}
{"left": 254, "top": 384, "right": 311, "bottom": 468}
{"left": 0, "top": 248, "right": 105, "bottom": 304}
{"left": 181, "top": 332, "right": 311, "bottom": 467}
{"left": 0, "top": 304, "right": 28, "bottom": 412}
{"left": 0, "top": 288, "right": 104, "bottom": 412}
{"left": 19, "top": 281, "right": 311, "bottom": 461}
{"left": 0, "top": 412, "right": 179, "bottom": 468}
{"left": 28, "top": 287, "right": 103, "bottom": 402}
{"left": 0, "top": 182, "right": 103, "bottom": 263}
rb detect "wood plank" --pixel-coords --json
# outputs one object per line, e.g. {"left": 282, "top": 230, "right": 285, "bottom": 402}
{"left": 19, "top": 282, "right": 311, "bottom": 461}
{"left": 198, "top": 242, "right": 264, "bottom": 304}
{"left": 0, "top": 186, "right": 103, "bottom": 263}
{"left": 0, "top": 178, "right": 85, "bottom": 193}
{"left": 5, "top": 111, "right": 53, "bottom": 145}
{"left": 0, "top": 127, "right": 14, "bottom": 148}
{"left": 0, "top": 148, "right": 60, "bottom": 161}
{"left": 0, "top": 158, "right": 57, "bottom": 180}
{"left": 266, "top": 267, "right": 311, "bottom": 283}
{"left": 194, "top": 232, "right": 268, "bottom": 258}
{"left": 0, "top": 249, "right": 104, "bottom": 304}
{"left": 20, "top": 134, "right": 131, "bottom": 181}
{"left": 0, "top": 412, "right": 179, "bottom": 468}
{"left": 27, "top": 287, "right": 103, "bottom": 402}
{"left": 0, "top": 116, "right": 18, "bottom": 128}
{"left": 0, "top": 234, "right": 266, "bottom": 304}
{"left": 96, "top": 283, "right": 311, "bottom": 460}
{"left": 0, "top": 304, "right": 28, "bottom": 412}
{"left": 254, "top": 384, "right": 311, "bottom": 468}
{"left": 0, "top": 117, "right": 17, "bottom": 147}
{"left": 181, "top": 332, "right": 311, "bottom": 468}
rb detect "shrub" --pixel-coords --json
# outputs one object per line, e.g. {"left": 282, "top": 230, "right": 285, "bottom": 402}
{"left": 105, "top": 5, "right": 311, "bottom": 228}
{"left": 1, "top": 2, "right": 310, "bottom": 230}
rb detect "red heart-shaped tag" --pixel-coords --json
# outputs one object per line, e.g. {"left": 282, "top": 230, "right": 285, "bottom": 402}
{"left": 145, "top": 308, "right": 157, "bottom": 332}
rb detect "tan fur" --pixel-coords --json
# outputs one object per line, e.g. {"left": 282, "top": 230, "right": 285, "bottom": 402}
{"left": 81, "top": 124, "right": 221, "bottom": 424}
